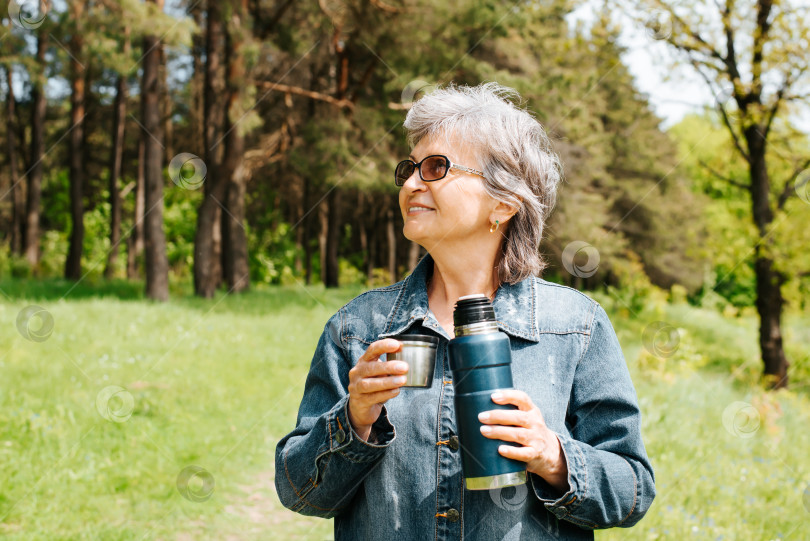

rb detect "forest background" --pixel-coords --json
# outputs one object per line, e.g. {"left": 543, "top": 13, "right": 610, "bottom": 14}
{"left": 1, "top": 0, "right": 809, "bottom": 539}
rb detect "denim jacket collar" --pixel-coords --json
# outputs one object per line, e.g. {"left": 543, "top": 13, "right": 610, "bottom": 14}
{"left": 378, "top": 252, "right": 540, "bottom": 342}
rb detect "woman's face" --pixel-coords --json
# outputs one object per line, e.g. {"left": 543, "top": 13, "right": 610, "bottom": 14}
{"left": 398, "top": 134, "right": 495, "bottom": 250}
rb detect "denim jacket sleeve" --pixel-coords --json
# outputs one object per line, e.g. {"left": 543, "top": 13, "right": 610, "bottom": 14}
{"left": 528, "top": 303, "right": 656, "bottom": 530}
{"left": 274, "top": 310, "right": 396, "bottom": 518}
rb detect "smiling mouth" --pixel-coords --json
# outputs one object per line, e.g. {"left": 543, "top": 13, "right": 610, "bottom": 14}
{"left": 407, "top": 207, "right": 434, "bottom": 214}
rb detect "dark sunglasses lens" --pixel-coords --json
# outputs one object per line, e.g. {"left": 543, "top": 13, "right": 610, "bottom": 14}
{"left": 422, "top": 156, "right": 448, "bottom": 180}
{"left": 395, "top": 161, "right": 414, "bottom": 185}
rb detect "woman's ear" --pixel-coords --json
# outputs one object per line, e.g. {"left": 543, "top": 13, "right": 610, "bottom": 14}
{"left": 490, "top": 200, "right": 520, "bottom": 226}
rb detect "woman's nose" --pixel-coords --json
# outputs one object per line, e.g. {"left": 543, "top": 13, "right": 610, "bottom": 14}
{"left": 402, "top": 169, "right": 426, "bottom": 191}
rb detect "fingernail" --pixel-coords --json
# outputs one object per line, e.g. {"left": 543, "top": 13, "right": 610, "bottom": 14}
{"left": 491, "top": 392, "right": 503, "bottom": 401}
{"left": 478, "top": 412, "right": 490, "bottom": 421}
{"left": 480, "top": 426, "right": 492, "bottom": 435}
{"left": 394, "top": 376, "right": 407, "bottom": 384}
{"left": 397, "top": 362, "right": 409, "bottom": 372}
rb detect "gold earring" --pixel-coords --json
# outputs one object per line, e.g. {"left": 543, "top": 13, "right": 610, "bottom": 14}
{"left": 489, "top": 220, "right": 499, "bottom": 233}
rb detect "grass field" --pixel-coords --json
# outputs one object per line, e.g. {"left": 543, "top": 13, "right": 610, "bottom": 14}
{"left": 0, "top": 278, "right": 808, "bottom": 540}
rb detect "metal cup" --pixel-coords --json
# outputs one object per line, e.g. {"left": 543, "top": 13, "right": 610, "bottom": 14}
{"left": 386, "top": 334, "right": 439, "bottom": 387}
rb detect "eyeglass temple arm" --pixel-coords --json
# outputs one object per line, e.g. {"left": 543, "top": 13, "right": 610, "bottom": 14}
{"left": 450, "top": 163, "right": 486, "bottom": 178}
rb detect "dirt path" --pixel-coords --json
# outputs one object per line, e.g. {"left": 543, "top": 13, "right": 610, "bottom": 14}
{"left": 218, "top": 470, "right": 334, "bottom": 540}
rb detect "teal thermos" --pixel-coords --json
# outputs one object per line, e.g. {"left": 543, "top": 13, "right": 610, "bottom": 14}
{"left": 448, "top": 294, "right": 527, "bottom": 490}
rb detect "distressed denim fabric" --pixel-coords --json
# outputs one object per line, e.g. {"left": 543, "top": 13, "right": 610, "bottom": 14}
{"left": 275, "top": 253, "right": 655, "bottom": 540}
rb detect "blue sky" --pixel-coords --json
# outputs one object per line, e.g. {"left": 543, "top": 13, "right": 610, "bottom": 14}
{"left": 567, "top": 0, "right": 810, "bottom": 134}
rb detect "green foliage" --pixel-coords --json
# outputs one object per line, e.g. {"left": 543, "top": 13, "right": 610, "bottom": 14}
{"left": 0, "top": 243, "right": 32, "bottom": 278}
{"left": 338, "top": 257, "right": 366, "bottom": 286}
{"left": 162, "top": 185, "right": 201, "bottom": 279}
{"left": 637, "top": 327, "right": 711, "bottom": 380}
{"left": 668, "top": 113, "right": 810, "bottom": 311}
{"left": 40, "top": 168, "right": 71, "bottom": 233}
{"left": 80, "top": 201, "right": 113, "bottom": 280}
{"left": 289, "top": 115, "right": 356, "bottom": 187}
{"left": 467, "top": 3, "right": 708, "bottom": 293}
{"left": 29, "top": 163, "right": 201, "bottom": 281}
{"left": 8, "top": 0, "right": 807, "bottom": 315}
{"left": 263, "top": 0, "right": 709, "bottom": 299}
{"left": 38, "top": 230, "right": 69, "bottom": 278}
{"left": 249, "top": 221, "right": 301, "bottom": 285}
{"left": 604, "top": 251, "right": 670, "bottom": 316}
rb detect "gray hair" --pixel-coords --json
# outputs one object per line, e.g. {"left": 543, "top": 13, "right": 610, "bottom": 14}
{"left": 403, "top": 82, "right": 563, "bottom": 284}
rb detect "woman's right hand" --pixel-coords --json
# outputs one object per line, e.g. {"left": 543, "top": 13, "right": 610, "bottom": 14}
{"left": 347, "top": 339, "right": 408, "bottom": 442}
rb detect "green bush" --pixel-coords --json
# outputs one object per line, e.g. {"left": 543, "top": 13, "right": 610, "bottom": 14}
{"left": 162, "top": 185, "right": 200, "bottom": 279}
{"left": 0, "top": 247, "right": 34, "bottom": 279}
{"left": 605, "top": 250, "right": 669, "bottom": 316}
{"left": 249, "top": 221, "right": 301, "bottom": 285}
{"left": 338, "top": 258, "right": 365, "bottom": 286}
{"left": 39, "top": 230, "right": 68, "bottom": 277}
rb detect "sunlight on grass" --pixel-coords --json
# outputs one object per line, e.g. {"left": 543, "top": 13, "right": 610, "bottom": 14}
{"left": 0, "top": 281, "right": 807, "bottom": 539}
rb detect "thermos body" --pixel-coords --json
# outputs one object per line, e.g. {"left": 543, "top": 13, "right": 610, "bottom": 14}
{"left": 448, "top": 294, "right": 528, "bottom": 490}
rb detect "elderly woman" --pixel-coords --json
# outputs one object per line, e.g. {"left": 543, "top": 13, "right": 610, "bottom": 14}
{"left": 275, "top": 83, "right": 655, "bottom": 540}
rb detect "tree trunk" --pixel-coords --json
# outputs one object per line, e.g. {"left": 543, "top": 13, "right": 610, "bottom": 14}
{"left": 190, "top": 3, "right": 205, "bottom": 158}
{"left": 319, "top": 198, "right": 328, "bottom": 284}
{"left": 302, "top": 66, "right": 321, "bottom": 286}
{"left": 4, "top": 66, "right": 23, "bottom": 256}
{"left": 358, "top": 191, "right": 368, "bottom": 274}
{"left": 746, "top": 125, "right": 789, "bottom": 388}
{"left": 65, "top": 8, "right": 86, "bottom": 280}
{"left": 269, "top": 192, "right": 281, "bottom": 230}
{"left": 105, "top": 28, "right": 130, "bottom": 279}
{"left": 386, "top": 207, "right": 396, "bottom": 283}
{"left": 754, "top": 254, "right": 788, "bottom": 387}
{"left": 127, "top": 136, "right": 145, "bottom": 279}
{"left": 194, "top": 0, "right": 227, "bottom": 298}
{"left": 141, "top": 1, "right": 169, "bottom": 301}
{"left": 222, "top": 151, "right": 250, "bottom": 291}
{"left": 408, "top": 240, "right": 421, "bottom": 273}
{"left": 14, "top": 84, "right": 29, "bottom": 178}
{"left": 221, "top": 0, "right": 250, "bottom": 293}
{"left": 160, "top": 45, "right": 173, "bottom": 165}
{"left": 25, "top": 30, "right": 47, "bottom": 267}
{"left": 213, "top": 205, "right": 222, "bottom": 287}
{"left": 294, "top": 179, "right": 304, "bottom": 274}
{"left": 303, "top": 175, "right": 313, "bottom": 285}
{"left": 367, "top": 202, "right": 376, "bottom": 283}
{"left": 324, "top": 187, "right": 341, "bottom": 287}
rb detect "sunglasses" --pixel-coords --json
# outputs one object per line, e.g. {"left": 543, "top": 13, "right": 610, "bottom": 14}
{"left": 394, "top": 154, "right": 486, "bottom": 186}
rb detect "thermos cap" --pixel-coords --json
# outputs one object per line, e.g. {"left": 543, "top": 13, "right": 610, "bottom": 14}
{"left": 453, "top": 295, "right": 497, "bottom": 327}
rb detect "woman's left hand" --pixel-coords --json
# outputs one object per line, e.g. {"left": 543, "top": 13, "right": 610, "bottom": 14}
{"left": 478, "top": 390, "right": 569, "bottom": 493}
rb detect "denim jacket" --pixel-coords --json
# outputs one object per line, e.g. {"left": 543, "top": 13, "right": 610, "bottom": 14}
{"left": 275, "top": 253, "right": 655, "bottom": 540}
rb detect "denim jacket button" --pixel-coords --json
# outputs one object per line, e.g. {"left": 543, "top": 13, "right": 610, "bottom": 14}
{"left": 335, "top": 428, "right": 346, "bottom": 444}
{"left": 446, "top": 508, "right": 460, "bottom": 522}
{"left": 448, "top": 435, "right": 459, "bottom": 451}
